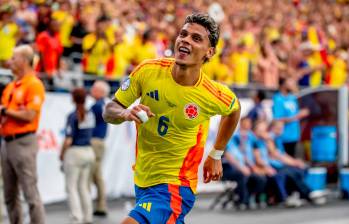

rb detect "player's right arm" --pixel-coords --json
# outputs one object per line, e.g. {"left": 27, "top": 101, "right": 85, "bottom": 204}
{"left": 103, "top": 99, "right": 153, "bottom": 124}
{"left": 103, "top": 61, "right": 154, "bottom": 125}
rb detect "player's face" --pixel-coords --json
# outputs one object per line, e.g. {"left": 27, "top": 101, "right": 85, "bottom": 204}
{"left": 174, "top": 23, "right": 214, "bottom": 66}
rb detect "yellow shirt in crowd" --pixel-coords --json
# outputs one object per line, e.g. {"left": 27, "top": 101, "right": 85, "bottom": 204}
{"left": 330, "top": 57, "right": 347, "bottom": 87}
{"left": 307, "top": 53, "right": 323, "bottom": 87}
{"left": 82, "top": 33, "right": 114, "bottom": 75}
{"left": 0, "top": 22, "right": 18, "bottom": 60}
{"left": 231, "top": 51, "right": 250, "bottom": 85}
{"left": 52, "top": 10, "right": 74, "bottom": 48}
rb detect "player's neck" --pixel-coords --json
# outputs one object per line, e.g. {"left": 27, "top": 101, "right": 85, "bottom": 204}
{"left": 172, "top": 64, "right": 201, "bottom": 86}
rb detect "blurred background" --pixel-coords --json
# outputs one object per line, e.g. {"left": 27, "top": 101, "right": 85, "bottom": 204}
{"left": 1, "top": 0, "right": 349, "bottom": 223}
{"left": 0, "top": 0, "right": 348, "bottom": 90}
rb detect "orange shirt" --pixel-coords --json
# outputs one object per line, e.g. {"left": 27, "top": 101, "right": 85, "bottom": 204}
{"left": 1, "top": 74, "right": 45, "bottom": 136}
{"left": 35, "top": 31, "right": 63, "bottom": 76}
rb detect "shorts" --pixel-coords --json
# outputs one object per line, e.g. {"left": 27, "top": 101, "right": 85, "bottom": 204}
{"left": 129, "top": 184, "right": 196, "bottom": 224}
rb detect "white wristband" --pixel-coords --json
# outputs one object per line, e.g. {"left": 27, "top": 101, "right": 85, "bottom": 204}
{"left": 136, "top": 110, "right": 149, "bottom": 123}
{"left": 208, "top": 148, "right": 224, "bottom": 160}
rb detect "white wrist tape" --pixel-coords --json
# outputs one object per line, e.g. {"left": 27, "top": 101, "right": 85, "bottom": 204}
{"left": 136, "top": 110, "right": 149, "bottom": 123}
{"left": 208, "top": 148, "right": 224, "bottom": 160}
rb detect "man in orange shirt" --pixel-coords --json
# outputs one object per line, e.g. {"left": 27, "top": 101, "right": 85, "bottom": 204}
{"left": 0, "top": 45, "right": 46, "bottom": 224}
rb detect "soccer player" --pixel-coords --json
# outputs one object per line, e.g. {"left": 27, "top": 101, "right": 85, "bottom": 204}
{"left": 103, "top": 13, "right": 241, "bottom": 224}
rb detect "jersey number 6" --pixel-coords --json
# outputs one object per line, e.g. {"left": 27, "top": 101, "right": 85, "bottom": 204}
{"left": 157, "top": 116, "right": 169, "bottom": 136}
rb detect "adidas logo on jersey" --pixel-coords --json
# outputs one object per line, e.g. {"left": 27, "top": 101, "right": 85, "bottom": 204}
{"left": 138, "top": 202, "right": 152, "bottom": 212}
{"left": 146, "top": 90, "right": 159, "bottom": 101}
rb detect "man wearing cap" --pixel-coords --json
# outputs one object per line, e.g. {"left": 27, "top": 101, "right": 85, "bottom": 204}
{"left": 0, "top": 45, "right": 46, "bottom": 224}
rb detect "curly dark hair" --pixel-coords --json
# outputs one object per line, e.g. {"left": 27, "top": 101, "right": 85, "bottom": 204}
{"left": 184, "top": 13, "right": 220, "bottom": 49}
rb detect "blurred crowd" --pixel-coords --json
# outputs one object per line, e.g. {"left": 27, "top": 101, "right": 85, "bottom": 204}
{"left": 0, "top": 0, "right": 349, "bottom": 90}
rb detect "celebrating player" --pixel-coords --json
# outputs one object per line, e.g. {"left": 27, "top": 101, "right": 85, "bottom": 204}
{"left": 103, "top": 13, "right": 241, "bottom": 224}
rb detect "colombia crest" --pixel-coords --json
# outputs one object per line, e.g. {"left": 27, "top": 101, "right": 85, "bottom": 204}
{"left": 184, "top": 103, "right": 199, "bottom": 120}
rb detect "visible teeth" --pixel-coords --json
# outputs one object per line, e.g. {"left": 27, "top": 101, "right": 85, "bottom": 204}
{"left": 179, "top": 47, "right": 190, "bottom": 54}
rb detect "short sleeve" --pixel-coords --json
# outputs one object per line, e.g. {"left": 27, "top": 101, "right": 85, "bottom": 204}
{"left": 232, "top": 135, "right": 240, "bottom": 146}
{"left": 114, "top": 62, "right": 146, "bottom": 107}
{"left": 251, "top": 134, "right": 259, "bottom": 149}
{"left": 25, "top": 80, "right": 45, "bottom": 112}
{"left": 214, "top": 83, "right": 240, "bottom": 116}
{"left": 65, "top": 114, "right": 75, "bottom": 137}
{"left": 82, "top": 34, "right": 96, "bottom": 51}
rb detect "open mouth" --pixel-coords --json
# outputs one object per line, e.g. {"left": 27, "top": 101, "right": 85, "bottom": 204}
{"left": 178, "top": 46, "right": 191, "bottom": 55}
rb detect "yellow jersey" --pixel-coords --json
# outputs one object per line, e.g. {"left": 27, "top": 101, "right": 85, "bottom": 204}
{"left": 231, "top": 51, "right": 250, "bottom": 85}
{"left": 114, "top": 58, "right": 239, "bottom": 193}
{"left": 330, "top": 57, "right": 347, "bottom": 87}
{"left": 82, "top": 33, "right": 113, "bottom": 75}
{"left": 307, "top": 53, "right": 323, "bottom": 87}
{"left": 0, "top": 22, "right": 18, "bottom": 60}
{"left": 52, "top": 10, "right": 74, "bottom": 47}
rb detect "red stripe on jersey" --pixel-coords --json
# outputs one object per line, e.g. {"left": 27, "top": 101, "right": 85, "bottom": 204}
{"left": 178, "top": 125, "right": 205, "bottom": 188}
{"left": 132, "top": 126, "right": 139, "bottom": 171}
{"left": 203, "top": 79, "right": 233, "bottom": 101}
{"left": 195, "top": 72, "right": 204, "bottom": 87}
{"left": 202, "top": 83, "right": 231, "bottom": 106}
{"left": 130, "top": 60, "right": 172, "bottom": 77}
{"left": 158, "top": 58, "right": 175, "bottom": 64}
{"left": 166, "top": 185, "right": 183, "bottom": 224}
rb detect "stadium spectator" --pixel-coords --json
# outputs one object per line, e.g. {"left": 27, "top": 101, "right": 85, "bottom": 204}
{"left": 272, "top": 78, "right": 309, "bottom": 157}
{"left": 68, "top": 14, "right": 88, "bottom": 64}
{"left": 35, "top": 1, "right": 52, "bottom": 34}
{"left": 90, "top": 80, "right": 110, "bottom": 217}
{"left": 0, "top": 5, "right": 19, "bottom": 67}
{"left": 82, "top": 15, "right": 115, "bottom": 77}
{"left": 51, "top": 1, "right": 74, "bottom": 58}
{"left": 0, "top": 45, "right": 46, "bottom": 224}
{"left": 230, "top": 41, "right": 250, "bottom": 86}
{"left": 296, "top": 42, "right": 324, "bottom": 88}
{"left": 60, "top": 88, "right": 96, "bottom": 224}
{"left": 268, "top": 120, "right": 327, "bottom": 205}
{"left": 247, "top": 90, "right": 267, "bottom": 124}
{"left": 252, "top": 120, "right": 288, "bottom": 205}
{"left": 254, "top": 41, "right": 281, "bottom": 89}
{"left": 133, "top": 28, "right": 158, "bottom": 65}
{"left": 328, "top": 48, "right": 348, "bottom": 87}
{"left": 35, "top": 18, "right": 63, "bottom": 88}
{"left": 225, "top": 117, "right": 267, "bottom": 209}
{"left": 0, "top": 0, "right": 348, "bottom": 90}
{"left": 15, "top": 0, "right": 37, "bottom": 44}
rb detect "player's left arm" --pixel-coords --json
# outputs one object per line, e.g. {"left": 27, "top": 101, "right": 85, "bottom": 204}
{"left": 203, "top": 100, "right": 241, "bottom": 183}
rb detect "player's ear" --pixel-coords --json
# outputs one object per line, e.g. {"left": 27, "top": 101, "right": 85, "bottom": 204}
{"left": 205, "top": 47, "right": 215, "bottom": 61}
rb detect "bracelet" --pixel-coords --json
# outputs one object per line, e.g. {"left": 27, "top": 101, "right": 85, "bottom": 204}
{"left": 208, "top": 148, "right": 224, "bottom": 160}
